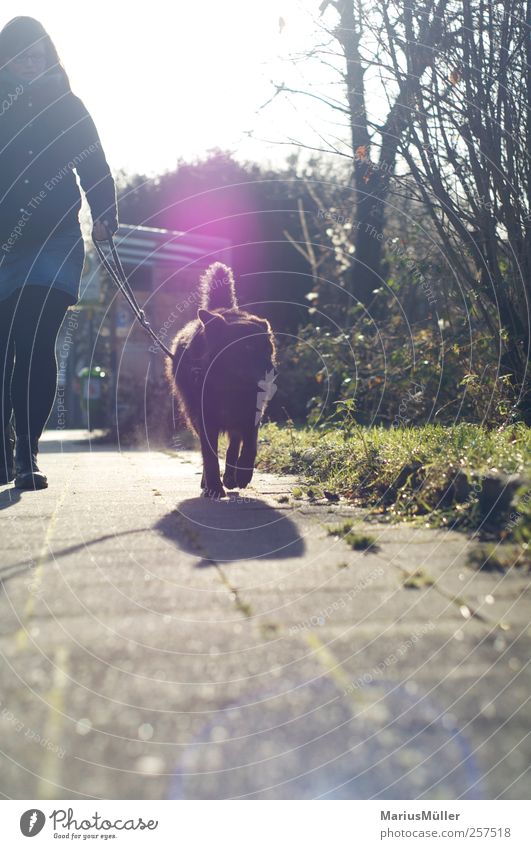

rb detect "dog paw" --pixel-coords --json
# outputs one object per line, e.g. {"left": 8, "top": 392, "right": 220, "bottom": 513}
{"left": 223, "top": 470, "right": 238, "bottom": 489}
{"left": 235, "top": 464, "right": 254, "bottom": 489}
{"left": 202, "top": 484, "right": 226, "bottom": 499}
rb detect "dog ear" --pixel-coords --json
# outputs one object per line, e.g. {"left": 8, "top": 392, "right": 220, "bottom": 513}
{"left": 198, "top": 309, "right": 226, "bottom": 329}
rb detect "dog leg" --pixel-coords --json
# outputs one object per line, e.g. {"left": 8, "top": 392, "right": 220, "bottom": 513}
{"left": 236, "top": 424, "right": 258, "bottom": 489}
{"left": 223, "top": 432, "right": 241, "bottom": 489}
{"left": 199, "top": 423, "right": 225, "bottom": 498}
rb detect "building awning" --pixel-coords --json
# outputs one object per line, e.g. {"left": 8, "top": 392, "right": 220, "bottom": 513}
{"left": 79, "top": 223, "right": 232, "bottom": 303}
{"left": 112, "top": 224, "right": 232, "bottom": 269}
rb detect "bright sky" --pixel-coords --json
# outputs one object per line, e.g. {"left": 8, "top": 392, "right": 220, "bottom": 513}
{"left": 3, "top": 0, "right": 344, "bottom": 176}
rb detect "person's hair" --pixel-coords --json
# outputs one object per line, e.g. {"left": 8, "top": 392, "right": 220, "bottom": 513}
{"left": 0, "top": 16, "right": 70, "bottom": 88}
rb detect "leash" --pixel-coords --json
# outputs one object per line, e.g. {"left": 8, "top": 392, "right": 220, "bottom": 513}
{"left": 92, "top": 226, "right": 175, "bottom": 360}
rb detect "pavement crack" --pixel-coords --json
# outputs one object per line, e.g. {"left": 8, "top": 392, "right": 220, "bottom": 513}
{"left": 168, "top": 508, "right": 253, "bottom": 619}
{"left": 215, "top": 567, "right": 253, "bottom": 619}
{"left": 397, "top": 564, "right": 492, "bottom": 627}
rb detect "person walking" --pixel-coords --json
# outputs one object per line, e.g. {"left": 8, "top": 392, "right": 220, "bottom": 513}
{"left": 0, "top": 16, "right": 118, "bottom": 489}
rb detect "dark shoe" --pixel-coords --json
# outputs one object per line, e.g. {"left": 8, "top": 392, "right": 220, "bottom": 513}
{"left": 0, "top": 422, "right": 15, "bottom": 484}
{"left": 14, "top": 434, "right": 48, "bottom": 490}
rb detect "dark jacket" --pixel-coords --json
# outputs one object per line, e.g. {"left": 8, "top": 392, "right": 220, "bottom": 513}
{"left": 0, "top": 68, "right": 117, "bottom": 252}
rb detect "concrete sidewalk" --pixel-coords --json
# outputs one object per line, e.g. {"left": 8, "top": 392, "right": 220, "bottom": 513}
{"left": 0, "top": 430, "right": 529, "bottom": 799}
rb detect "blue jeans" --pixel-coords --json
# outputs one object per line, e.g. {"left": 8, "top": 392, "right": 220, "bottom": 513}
{"left": 0, "top": 285, "right": 71, "bottom": 440}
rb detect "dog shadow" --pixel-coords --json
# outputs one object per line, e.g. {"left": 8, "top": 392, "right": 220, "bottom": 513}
{"left": 155, "top": 494, "right": 305, "bottom": 565}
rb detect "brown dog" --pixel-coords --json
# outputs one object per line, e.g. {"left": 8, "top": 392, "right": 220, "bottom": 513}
{"left": 166, "top": 263, "right": 276, "bottom": 498}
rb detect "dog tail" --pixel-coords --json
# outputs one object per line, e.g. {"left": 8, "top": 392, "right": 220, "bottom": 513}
{"left": 199, "top": 262, "right": 238, "bottom": 310}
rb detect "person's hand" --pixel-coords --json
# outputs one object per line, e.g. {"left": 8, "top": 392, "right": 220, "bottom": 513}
{"left": 92, "top": 219, "right": 115, "bottom": 241}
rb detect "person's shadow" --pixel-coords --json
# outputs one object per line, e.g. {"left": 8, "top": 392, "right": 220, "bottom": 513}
{"left": 0, "top": 486, "right": 22, "bottom": 511}
{"left": 155, "top": 494, "right": 305, "bottom": 565}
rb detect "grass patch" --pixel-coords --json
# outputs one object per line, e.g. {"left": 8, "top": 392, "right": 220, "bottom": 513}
{"left": 258, "top": 422, "right": 530, "bottom": 536}
{"left": 345, "top": 532, "right": 378, "bottom": 552}
{"left": 403, "top": 569, "right": 436, "bottom": 589}
{"left": 327, "top": 520, "right": 378, "bottom": 552}
{"left": 327, "top": 520, "right": 356, "bottom": 536}
{"left": 467, "top": 543, "right": 531, "bottom": 572}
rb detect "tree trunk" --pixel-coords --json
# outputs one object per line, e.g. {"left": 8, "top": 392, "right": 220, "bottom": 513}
{"left": 335, "top": 0, "right": 447, "bottom": 309}
{"left": 336, "top": 1, "right": 383, "bottom": 307}
{"left": 351, "top": 170, "right": 389, "bottom": 308}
